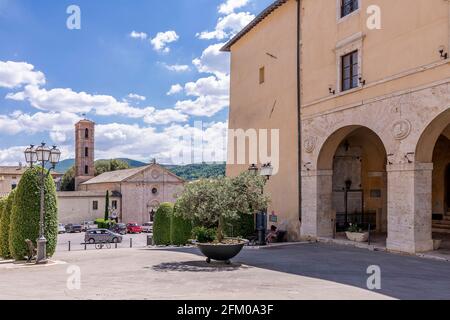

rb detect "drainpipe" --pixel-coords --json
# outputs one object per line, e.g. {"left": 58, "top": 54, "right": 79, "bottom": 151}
{"left": 296, "top": 0, "right": 302, "bottom": 222}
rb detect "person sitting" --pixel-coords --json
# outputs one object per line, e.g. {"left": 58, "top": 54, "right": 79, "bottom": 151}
{"left": 266, "top": 225, "right": 278, "bottom": 243}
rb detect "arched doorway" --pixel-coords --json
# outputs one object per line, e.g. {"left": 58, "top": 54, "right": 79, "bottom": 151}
{"left": 313, "top": 126, "right": 387, "bottom": 239}
{"left": 416, "top": 109, "right": 450, "bottom": 246}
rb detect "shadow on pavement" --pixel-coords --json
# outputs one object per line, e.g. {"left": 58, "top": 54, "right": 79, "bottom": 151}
{"left": 150, "top": 260, "right": 250, "bottom": 273}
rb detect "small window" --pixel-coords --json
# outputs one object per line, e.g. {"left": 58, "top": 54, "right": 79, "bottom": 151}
{"left": 93, "top": 201, "right": 98, "bottom": 210}
{"left": 152, "top": 188, "right": 158, "bottom": 195}
{"left": 112, "top": 200, "right": 118, "bottom": 210}
{"left": 341, "top": 50, "right": 359, "bottom": 92}
{"left": 85, "top": 165, "right": 89, "bottom": 175}
{"left": 85, "top": 147, "right": 89, "bottom": 157}
{"left": 85, "top": 128, "right": 89, "bottom": 139}
{"left": 259, "top": 67, "right": 265, "bottom": 84}
{"left": 341, "top": 0, "right": 359, "bottom": 18}
{"left": 11, "top": 184, "right": 17, "bottom": 190}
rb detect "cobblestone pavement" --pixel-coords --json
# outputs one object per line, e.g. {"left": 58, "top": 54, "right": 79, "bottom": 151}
{"left": 0, "top": 242, "right": 449, "bottom": 300}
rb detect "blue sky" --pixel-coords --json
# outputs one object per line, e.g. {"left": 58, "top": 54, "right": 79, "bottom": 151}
{"left": 0, "top": 0, "right": 273, "bottom": 165}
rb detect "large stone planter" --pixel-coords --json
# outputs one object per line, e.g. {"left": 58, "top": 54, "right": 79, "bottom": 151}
{"left": 197, "top": 240, "right": 247, "bottom": 264}
{"left": 346, "top": 232, "right": 369, "bottom": 243}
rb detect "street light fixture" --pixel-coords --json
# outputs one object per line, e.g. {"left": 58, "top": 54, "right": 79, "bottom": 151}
{"left": 24, "top": 142, "right": 61, "bottom": 264}
{"left": 248, "top": 163, "right": 274, "bottom": 246}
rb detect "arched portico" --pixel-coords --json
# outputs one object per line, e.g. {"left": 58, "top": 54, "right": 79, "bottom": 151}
{"left": 301, "top": 125, "right": 388, "bottom": 239}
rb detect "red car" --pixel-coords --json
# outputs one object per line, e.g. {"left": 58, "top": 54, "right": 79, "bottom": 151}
{"left": 126, "top": 223, "right": 142, "bottom": 234}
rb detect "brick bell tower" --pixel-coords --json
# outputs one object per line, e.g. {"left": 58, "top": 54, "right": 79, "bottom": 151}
{"left": 74, "top": 119, "right": 95, "bottom": 190}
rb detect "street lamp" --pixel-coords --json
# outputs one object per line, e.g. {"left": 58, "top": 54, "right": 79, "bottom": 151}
{"left": 248, "top": 163, "right": 274, "bottom": 246}
{"left": 24, "top": 143, "right": 61, "bottom": 264}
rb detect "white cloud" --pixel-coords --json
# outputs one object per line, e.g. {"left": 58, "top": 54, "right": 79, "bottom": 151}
{"left": 192, "top": 43, "right": 230, "bottom": 76}
{"left": 0, "top": 61, "right": 46, "bottom": 89}
{"left": 6, "top": 85, "right": 187, "bottom": 124}
{"left": 127, "top": 93, "right": 146, "bottom": 101}
{"left": 150, "top": 31, "right": 179, "bottom": 53}
{"left": 184, "top": 75, "right": 229, "bottom": 97}
{"left": 175, "top": 95, "right": 229, "bottom": 117}
{"left": 218, "top": 0, "right": 250, "bottom": 15}
{"left": 161, "top": 63, "right": 190, "bottom": 72}
{"left": 167, "top": 84, "right": 183, "bottom": 96}
{"left": 0, "top": 145, "right": 30, "bottom": 166}
{"left": 197, "top": 12, "right": 254, "bottom": 40}
{"left": 129, "top": 31, "right": 148, "bottom": 40}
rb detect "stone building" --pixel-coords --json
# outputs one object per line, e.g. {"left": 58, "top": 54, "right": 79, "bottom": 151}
{"left": 223, "top": 0, "right": 450, "bottom": 253}
{"left": 57, "top": 121, "right": 185, "bottom": 225}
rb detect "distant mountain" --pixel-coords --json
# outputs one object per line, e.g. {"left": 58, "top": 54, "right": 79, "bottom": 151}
{"left": 55, "top": 158, "right": 147, "bottom": 173}
{"left": 55, "top": 159, "right": 226, "bottom": 181}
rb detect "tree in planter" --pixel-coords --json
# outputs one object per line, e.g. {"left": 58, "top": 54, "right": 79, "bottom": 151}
{"left": 175, "top": 173, "right": 269, "bottom": 243}
{"left": 0, "top": 191, "right": 15, "bottom": 259}
{"left": 9, "top": 168, "right": 58, "bottom": 260}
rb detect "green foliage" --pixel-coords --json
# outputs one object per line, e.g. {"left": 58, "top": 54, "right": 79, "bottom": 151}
{"left": 0, "top": 193, "right": 14, "bottom": 259}
{"left": 60, "top": 166, "right": 75, "bottom": 191}
{"left": 165, "top": 163, "right": 226, "bottom": 181}
{"left": 0, "top": 197, "right": 6, "bottom": 220}
{"left": 225, "top": 212, "right": 255, "bottom": 238}
{"left": 175, "top": 172, "right": 269, "bottom": 242}
{"left": 9, "top": 168, "right": 58, "bottom": 260}
{"left": 153, "top": 203, "right": 173, "bottom": 246}
{"left": 95, "top": 219, "right": 115, "bottom": 229}
{"left": 95, "top": 159, "right": 129, "bottom": 176}
{"left": 192, "top": 226, "right": 216, "bottom": 243}
{"left": 104, "top": 191, "right": 110, "bottom": 221}
{"left": 170, "top": 208, "right": 192, "bottom": 246}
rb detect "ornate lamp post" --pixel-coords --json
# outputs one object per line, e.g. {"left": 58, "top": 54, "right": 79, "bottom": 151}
{"left": 248, "top": 163, "right": 274, "bottom": 245}
{"left": 24, "top": 143, "right": 61, "bottom": 264}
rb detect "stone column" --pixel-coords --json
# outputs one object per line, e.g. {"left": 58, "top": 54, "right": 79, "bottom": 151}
{"left": 301, "top": 170, "right": 334, "bottom": 239}
{"left": 386, "top": 163, "right": 434, "bottom": 253}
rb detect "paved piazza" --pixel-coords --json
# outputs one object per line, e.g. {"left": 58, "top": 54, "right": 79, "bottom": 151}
{"left": 1, "top": 238, "right": 450, "bottom": 300}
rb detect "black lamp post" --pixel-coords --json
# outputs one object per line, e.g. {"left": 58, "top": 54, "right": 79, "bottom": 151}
{"left": 248, "top": 163, "right": 274, "bottom": 246}
{"left": 24, "top": 143, "right": 61, "bottom": 264}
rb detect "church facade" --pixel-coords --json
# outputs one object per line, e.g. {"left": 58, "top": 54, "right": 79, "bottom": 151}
{"left": 57, "top": 120, "right": 185, "bottom": 225}
{"left": 224, "top": 0, "right": 450, "bottom": 253}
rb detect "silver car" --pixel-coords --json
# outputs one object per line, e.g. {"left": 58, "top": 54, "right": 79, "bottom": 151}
{"left": 85, "top": 229, "right": 123, "bottom": 244}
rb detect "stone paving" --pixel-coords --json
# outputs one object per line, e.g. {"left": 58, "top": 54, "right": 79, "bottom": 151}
{"left": 1, "top": 242, "right": 449, "bottom": 300}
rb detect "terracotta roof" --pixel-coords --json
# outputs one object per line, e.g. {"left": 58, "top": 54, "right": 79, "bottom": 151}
{"left": 221, "top": 0, "right": 288, "bottom": 52}
{"left": 81, "top": 166, "right": 151, "bottom": 185}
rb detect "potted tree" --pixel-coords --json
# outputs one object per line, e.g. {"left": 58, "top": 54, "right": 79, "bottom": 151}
{"left": 175, "top": 172, "right": 269, "bottom": 264}
{"left": 345, "top": 223, "right": 369, "bottom": 242}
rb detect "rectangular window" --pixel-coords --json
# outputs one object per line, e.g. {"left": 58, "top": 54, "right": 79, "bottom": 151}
{"left": 85, "top": 147, "right": 89, "bottom": 157}
{"left": 93, "top": 201, "right": 98, "bottom": 210}
{"left": 259, "top": 67, "right": 265, "bottom": 84}
{"left": 341, "top": 50, "right": 359, "bottom": 91}
{"left": 85, "top": 165, "right": 89, "bottom": 175}
{"left": 112, "top": 200, "right": 118, "bottom": 210}
{"left": 341, "top": 0, "right": 359, "bottom": 18}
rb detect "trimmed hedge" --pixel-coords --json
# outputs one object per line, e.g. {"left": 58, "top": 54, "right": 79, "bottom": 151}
{"left": 95, "top": 218, "right": 114, "bottom": 229}
{"left": 0, "top": 192, "right": 14, "bottom": 259}
{"left": 153, "top": 203, "right": 173, "bottom": 245}
{"left": 9, "top": 168, "right": 58, "bottom": 260}
{"left": 170, "top": 209, "right": 192, "bottom": 246}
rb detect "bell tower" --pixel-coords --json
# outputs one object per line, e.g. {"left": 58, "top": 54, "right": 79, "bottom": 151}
{"left": 74, "top": 119, "right": 95, "bottom": 190}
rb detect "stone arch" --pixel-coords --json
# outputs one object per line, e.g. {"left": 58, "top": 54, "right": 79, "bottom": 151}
{"left": 415, "top": 108, "right": 450, "bottom": 163}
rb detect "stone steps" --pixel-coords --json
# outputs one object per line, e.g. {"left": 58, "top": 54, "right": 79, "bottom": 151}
{"left": 433, "top": 220, "right": 450, "bottom": 226}
{"left": 432, "top": 228, "right": 450, "bottom": 234}
{"left": 433, "top": 216, "right": 450, "bottom": 234}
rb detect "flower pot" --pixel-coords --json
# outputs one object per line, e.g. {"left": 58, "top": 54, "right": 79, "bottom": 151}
{"left": 346, "top": 231, "right": 369, "bottom": 242}
{"left": 197, "top": 240, "right": 247, "bottom": 264}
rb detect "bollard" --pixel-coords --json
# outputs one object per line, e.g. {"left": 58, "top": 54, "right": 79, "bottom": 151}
{"left": 115, "top": 242, "right": 118, "bottom": 249}
{"left": 368, "top": 223, "right": 371, "bottom": 246}
{"left": 130, "top": 238, "right": 133, "bottom": 248}
{"left": 84, "top": 242, "right": 87, "bottom": 251}
{"left": 68, "top": 241, "right": 71, "bottom": 252}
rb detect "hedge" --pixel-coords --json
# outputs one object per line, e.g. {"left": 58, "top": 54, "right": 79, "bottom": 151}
{"left": 0, "top": 192, "right": 14, "bottom": 259}
{"left": 153, "top": 203, "right": 173, "bottom": 245}
{"left": 95, "top": 218, "right": 114, "bottom": 229}
{"left": 225, "top": 212, "right": 255, "bottom": 238}
{"left": 9, "top": 168, "right": 58, "bottom": 260}
{"left": 170, "top": 209, "right": 192, "bottom": 246}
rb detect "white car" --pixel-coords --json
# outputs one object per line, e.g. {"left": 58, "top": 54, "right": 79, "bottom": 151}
{"left": 82, "top": 221, "right": 97, "bottom": 232}
{"left": 58, "top": 223, "right": 66, "bottom": 234}
{"left": 141, "top": 222, "right": 153, "bottom": 233}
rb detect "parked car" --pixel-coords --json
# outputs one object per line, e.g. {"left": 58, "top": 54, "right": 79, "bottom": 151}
{"left": 65, "top": 224, "right": 83, "bottom": 233}
{"left": 58, "top": 223, "right": 66, "bottom": 234}
{"left": 85, "top": 229, "right": 123, "bottom": 244}
{"left": 141, "top": 222, "right": 153, "bottom": 233}
{"left": 81, "top": 221, "right": 97, "bottom": 232}
{"left": 126, "top": 223, "right": 143, "bottom": 234}
{"left": 110, "top": 223, "right": 127, "bottom": 235}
